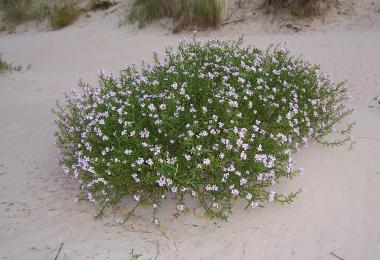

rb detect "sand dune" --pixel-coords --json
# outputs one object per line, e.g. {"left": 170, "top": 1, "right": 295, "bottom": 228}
{"left": 1, "top": 2, "right": 380, "bottom": 259}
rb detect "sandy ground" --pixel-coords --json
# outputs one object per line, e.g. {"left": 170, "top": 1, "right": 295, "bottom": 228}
{"left": 1, "top": 1, "right": 380, "bottom": 259}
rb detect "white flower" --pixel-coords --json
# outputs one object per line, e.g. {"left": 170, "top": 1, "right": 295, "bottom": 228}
{"left": 146, "top": 158, "right": 154, "bottom": 166}
{"left": 136, "top": 157, "right": 144, "bottom": 165}
{"left": 203, "top": 158, "right": 211, "bottom": 165}
{"left": 140, "top": 129, "right": 150, "bottom": 138}
{"left": 157, "top": 177, "right": 166, "bottom": 187}
{"left": 226, "top": 164, "right": 235, "bottom": 172}
{"left": 236, "top": 138, "right": 244, "bottom": 147}
{"left": 251, "top": 202, "right": 259, "bottom": 208}
{"left": 176, "top": 204, "right": 184, "bottom": 211}
{"left": 268, "top": 191, "right": 276, "bottom": 203}
{"left": 131, "top": 173, "right": 140, "bottom": 183}
{"left": 115, "top": 217, "right": 124, "bottom": 224}
{"left": 199, "top": 131, "right": 208, "bottom": 137}
{"left": 133, "top": 194, "right": 140, "bottom": 202}
{"left": 240, "top": 178, "right": 247, "bottom": 186}
{"left": 228, "top": 100, "right": 238, "bottom": 108}
{"left": 231, "top": 189, "right": 239, "bottom": 196}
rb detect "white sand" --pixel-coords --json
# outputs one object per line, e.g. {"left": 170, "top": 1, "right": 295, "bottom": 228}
{"left": 1, "top": 1, "right": 380, "bottom": 259}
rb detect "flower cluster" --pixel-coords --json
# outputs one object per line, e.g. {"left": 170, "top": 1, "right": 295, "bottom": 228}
{"left": 54, "top": 37, "right": 353, "bottom": 221}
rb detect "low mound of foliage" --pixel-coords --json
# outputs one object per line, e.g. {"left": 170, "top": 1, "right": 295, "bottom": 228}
{"left": 54, "top": 38, "right": 353, "bottom": 222}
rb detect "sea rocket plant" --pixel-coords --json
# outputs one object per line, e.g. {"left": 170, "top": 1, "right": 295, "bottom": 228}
{"left": 54, "top": 37, "right": 353, "bottom": 221}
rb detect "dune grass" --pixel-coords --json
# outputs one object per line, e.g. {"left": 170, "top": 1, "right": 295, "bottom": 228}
{"left": 89, "top": 0, "right": 115, "bottom": 10}
{"left": 49, "top": 3, "right": 79, "bottom": 30}
{"left": 0, "top": 0, "right": 80, "bottom": 30}
{"left": 264, "top": 0, "right": 329, "bottom": 17}
{"left": 1, "top": 0, "right": 50, "bottom": 26}
{"left": 127, "top": 0, "right": 224, "bottom": 33}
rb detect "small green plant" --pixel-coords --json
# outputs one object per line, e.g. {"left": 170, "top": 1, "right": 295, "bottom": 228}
{"left": 129, "top": 249, "right": 142, "bottom": 260}
{"left": 90, "top": 0, "right": 115, "bottom": 10}
{"left": 49, "top": 3, "right": 79, "bottom": 30}
{"left": 54, "top": 38, "right": 353, "bottom": 222}
{"left": 0, "top": 53, "right": 22, "bottom": 73}
{"left": 127, "top": 0, "right": 223, "bottom": 32}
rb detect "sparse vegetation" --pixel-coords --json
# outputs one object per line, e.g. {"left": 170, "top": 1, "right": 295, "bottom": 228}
{"left": 90, "top": 0, "right": 115, "bottom": 10}
{"left": 54, "top": 38, "right": 354, "bottom": 222}
{"left": 127, "top": 0, "right": 224, "bottom": 32}
{"left": 49, "top": 3, "right": 79, "bottom": 29}
{"left": 369, "top": 96, "right": 380, "bottom": 108}
{"left": 0, "top": 0, "right": 330, "bottom": 33}
{"left": 264, "top": 0, "right": 329, "bottom": 17}
{"left": 1, "top": 0, "right": 50, "bottom": 26}
{"left": 129, "top": 249, "right": 143, "bottom": 260}
{"left": 0, "top": 0, "right": 81, "bottom": 30}
{"left": 0, "top": 53, "right": 22, "bottom": 73}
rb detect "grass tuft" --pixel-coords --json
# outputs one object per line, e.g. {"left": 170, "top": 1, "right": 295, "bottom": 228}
{"left": 1, "top": 0, "right": 50, "bottom": 26}
{"left": 1, "top": 0, "right": 80, "bottom": 30}
{"left": 264, "top": 0, "right": 328, "bottom": 17}
{"left": 90, "top": 0, "right": 115, "bottom": 11}
{"left": 127, "top": 0, "right": 223, "bottom": 32}
{"left": 0, "top": 53, "right": 22, "bottom": 73}
{"left": 49, "top": 3, "right": 79, "bottom": 30}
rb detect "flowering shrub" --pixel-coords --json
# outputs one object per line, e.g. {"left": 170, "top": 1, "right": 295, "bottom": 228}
{"left": 54, "top": 38, "right": 353, "bottom": 222}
